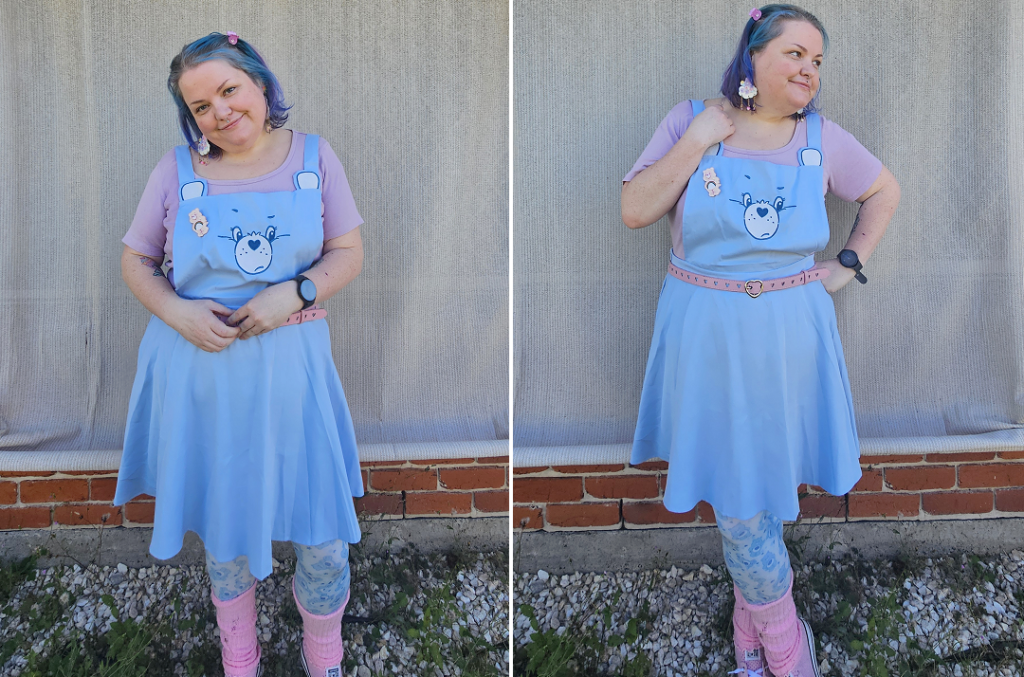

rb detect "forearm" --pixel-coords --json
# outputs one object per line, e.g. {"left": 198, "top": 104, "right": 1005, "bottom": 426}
{"left": 842, "top": 167, "right": 900, "bottom": 264}
{"left": 121, "top": 246, "right": 182, "bottom": 322}
{"left": 621, "top": 134, "right": 707, "bottom": 229}
{"left": 300, "top": 229, "right": 363, "bottom": 304}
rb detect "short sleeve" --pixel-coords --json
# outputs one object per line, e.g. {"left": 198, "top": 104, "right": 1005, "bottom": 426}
{"left": 821, "top": 118, "right": 883, "bottom": 202}
{"left": 318, "top": 137, "right": 364, "bottom": 240}
{"left": 122, "top": 150, "right": 178, "bottom": 258}
{"left": 623, "top": 100, "right": 696, "bottom": 182}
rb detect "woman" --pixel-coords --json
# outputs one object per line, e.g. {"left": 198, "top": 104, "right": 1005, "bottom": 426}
{"left": 113, "top": 32, "right": 363, "bottom": 677}
{"left": 621, "top": 6, "right": 899, "bottom": 677}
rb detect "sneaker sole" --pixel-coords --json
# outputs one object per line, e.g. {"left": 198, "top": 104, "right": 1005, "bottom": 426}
{"left": 798, "top": 618, "right": 822, "bottom": 677}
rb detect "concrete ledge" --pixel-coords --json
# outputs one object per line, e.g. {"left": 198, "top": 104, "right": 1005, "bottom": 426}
{"left": 0, "top": 517, "right": 508, "bottom": 568}
{"left": 514, "top": 518, "right": 1024, "bottom": 574}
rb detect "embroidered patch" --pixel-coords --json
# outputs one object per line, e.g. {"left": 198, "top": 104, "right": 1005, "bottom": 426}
{"left": 188, "top": 208, "right": 209, "bottom": 237}
{"left": 326, "top": 666, "right": 341, "bottom": 677}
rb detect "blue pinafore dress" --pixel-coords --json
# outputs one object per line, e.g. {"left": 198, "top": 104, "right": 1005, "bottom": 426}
{"left": 114, "top": 134, "right": 363, "bottom": 579}
{"left": 631, "top": 101, "right": 861, "bottom": 521}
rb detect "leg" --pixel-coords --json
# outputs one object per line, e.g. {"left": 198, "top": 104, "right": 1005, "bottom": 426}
{"left": 716, "top": 510, "right": 789, "bottom": 675}
{"left": 292, "top": 539, "right": 351, "bottom": 677}
{"left": 715, "top": 509, "right": 818, "bottom": 676}
{"left": 205, "top": 550, "right": 261, "bottom": 677}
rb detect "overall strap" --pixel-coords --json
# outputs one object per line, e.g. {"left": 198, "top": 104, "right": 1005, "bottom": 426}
{"left": 797, "top": 113, "right": 823, "bottom": 167}
{"left": 690, "top": 100, "right": 725, "bottom": 157}
{"left": 804, "top": 113, "right": 822, "bottom": 150}
{"left": 294, "top": 134, "right": 322, "bottom": 190}
{"left": 175, "top": 146, "right": 207, "bottom": 201}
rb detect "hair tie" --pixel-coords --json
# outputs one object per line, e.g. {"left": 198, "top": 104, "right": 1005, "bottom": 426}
{"left": 749, "top": 8, "right": 762, "bottom": 21}
{"left": 226, "top": 31, "right": 239, "bottom": 45}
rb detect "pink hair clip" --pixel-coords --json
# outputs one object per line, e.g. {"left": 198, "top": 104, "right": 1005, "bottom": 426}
{"left": 750, "top": 8, "right": 762, "bottom": 20}
{"left": 226, "top": 31, "right": 239, "bottom": 45}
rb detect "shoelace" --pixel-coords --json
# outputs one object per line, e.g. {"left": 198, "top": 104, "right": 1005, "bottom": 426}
{"left": 728, "top": 669, "right": 765, "bottom": 677}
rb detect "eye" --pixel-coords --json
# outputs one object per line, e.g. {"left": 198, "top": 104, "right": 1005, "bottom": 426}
{"left": 194, "top": 104, "right": 208, "bottom": 114}
{"left": 224, "top": 86, "right": 237, "bottom": 95}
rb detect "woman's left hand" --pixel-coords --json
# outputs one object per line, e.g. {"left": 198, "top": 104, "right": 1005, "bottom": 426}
{"left": 814, "top": 258, "right": 857, "bottom": 293}
{"left": 228, "top": 281, "right": 304, "bottom": 339}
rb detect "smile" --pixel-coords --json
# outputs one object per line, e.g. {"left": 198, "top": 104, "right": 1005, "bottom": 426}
{"left": 220, "top": 117, "right": 243, "bottom": 131}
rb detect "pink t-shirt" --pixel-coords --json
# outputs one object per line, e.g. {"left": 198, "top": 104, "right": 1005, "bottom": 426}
{"left": 623, "top": 100, "right": 882, "bottom": 258}
{"left": 123, "top": 131, "right": 363, "bottom": 270}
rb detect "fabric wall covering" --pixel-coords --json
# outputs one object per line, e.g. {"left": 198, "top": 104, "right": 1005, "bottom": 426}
{"left": 0, "top": 0, "right": 509, "bottom": 459}
{"left": 513, "top": 1, "right": 1024, "bottom": 464}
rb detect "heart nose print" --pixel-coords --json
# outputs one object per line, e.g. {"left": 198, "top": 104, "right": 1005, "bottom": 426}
{"left": 757, "top": 207, "right": 769, "bottom": 218}
{"left": 248, "top": 239, "right": 261, "bottom": 251}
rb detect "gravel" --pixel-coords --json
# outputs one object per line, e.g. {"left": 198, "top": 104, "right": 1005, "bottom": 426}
{"left": 514, "top": 550, "right": 1024, "bottom": 676}
{"left": 1, "top": 547, "right": 509, "bottom": 676}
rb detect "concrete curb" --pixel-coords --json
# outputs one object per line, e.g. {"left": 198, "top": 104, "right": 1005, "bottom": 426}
{"left": 513, "top": 517, "right": 1024, "bottom": 574}
{"left": 0, "top": 517, "right": 509, "bottom": 568}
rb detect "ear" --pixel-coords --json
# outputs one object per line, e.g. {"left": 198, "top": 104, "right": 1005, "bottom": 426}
{"left": 231, "top": 227, "right": 243, "bottom": 243}
{"left": 266, "top": 225, "right": 276, "bottom": 241}
{"left": 742, "top": 193, "right": 752, "bottom": 208}
{"left": 773, "top": 196, "right": 785, "bottom": 211}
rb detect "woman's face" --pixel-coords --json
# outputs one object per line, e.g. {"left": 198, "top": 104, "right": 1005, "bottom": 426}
{"left": 750, "top": 20, "right": 823, "bottom": 114}
{"left": 178, "top": 59, "right": 268, "bottom": 155}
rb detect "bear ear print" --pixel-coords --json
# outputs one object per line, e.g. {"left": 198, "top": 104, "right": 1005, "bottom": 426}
{"left": 799, "top": 148, "right": 822, "bottom": 167}
{"left": 180, "top": 180, "right": 206, "bottom": 201}
{"left": 294, "top": 171, "right": 321, "bottom": 190}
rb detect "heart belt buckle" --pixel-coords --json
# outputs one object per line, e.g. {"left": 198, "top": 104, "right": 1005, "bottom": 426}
{"left": 744, "top": 279, "right": 764, "bottom": 298}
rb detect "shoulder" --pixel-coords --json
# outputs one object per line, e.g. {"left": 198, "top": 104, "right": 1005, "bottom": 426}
{"left": 141, "top": 148, "right": 184, "bottom": 201}
{"left": 816, "top": 114, "right": 865, "bottom": 149}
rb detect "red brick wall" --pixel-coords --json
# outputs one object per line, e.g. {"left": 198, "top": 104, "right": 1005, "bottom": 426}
{"left": 0, "top": 457, "right": 508, "bottom": 531}
{"left": 512, "top": 451, "right": 1024, "bottom": 531}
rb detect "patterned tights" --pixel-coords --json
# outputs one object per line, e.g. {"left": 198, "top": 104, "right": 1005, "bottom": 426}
{"left": 205, "top": 539, "right": 350, "bottom": 615}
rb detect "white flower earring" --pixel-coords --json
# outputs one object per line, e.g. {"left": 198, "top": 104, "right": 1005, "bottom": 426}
{"left": 196, "top": 134, "right": 211, "bottom": 165}
{"left": 738, "top": 78, "right": 758, "bottom": 112}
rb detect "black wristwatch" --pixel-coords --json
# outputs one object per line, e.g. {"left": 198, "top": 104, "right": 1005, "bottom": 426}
{"left": 838, "top": 249, "right": 867, "bottom": 284}
{"left": 294, "top": 275, "right": 317, "bottom": 309}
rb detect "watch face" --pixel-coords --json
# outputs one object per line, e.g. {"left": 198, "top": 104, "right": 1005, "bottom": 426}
{"left": 299, "top": 278, "right": 317, "bottom": 302}
{"left": 839, "top": 250, "right": 859, "bottom": 268}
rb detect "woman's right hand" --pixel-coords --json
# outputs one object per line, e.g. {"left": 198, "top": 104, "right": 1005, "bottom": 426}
{"left": 683, "top": 103, "right": 736, "bottom": 149}
{"left": 166, "top": 299, "right": 241, "bottom": 352}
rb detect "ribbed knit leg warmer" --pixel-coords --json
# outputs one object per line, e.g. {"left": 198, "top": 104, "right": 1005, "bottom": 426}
{"left": 732, "top": 583, "right": 774, "bottom": 675}
{"left": 746, "top": 574, "right": 802, "bottom": 676}
{"left": 211, "top": 580, "right": 261, "bottom": 677}
{"left": 293, "top": 578, "right": 348, "bottom": 677}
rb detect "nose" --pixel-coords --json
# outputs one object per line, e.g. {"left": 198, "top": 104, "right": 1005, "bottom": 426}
{"left": 213, "top": 98, "right": 233, "bottom": 119}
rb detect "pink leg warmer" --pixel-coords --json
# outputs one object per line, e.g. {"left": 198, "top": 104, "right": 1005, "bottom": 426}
{"left": 293, "top": 578, "right": 348, "bottom": 677}
{"left": 746, "top": 573, "right": 802, "bottom": 676}
{"left": 211, "top": 581, "right": 261, "bottom": 677}
{"left": 732, "top": 583, "right": 761, "bottom": 651}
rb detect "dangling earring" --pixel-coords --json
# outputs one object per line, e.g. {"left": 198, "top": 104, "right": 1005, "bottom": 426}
{"left": 196, "top": 134, "right": 210, "bottom": 165}
{"left": 738, "top": 78, "right": 758, "bottom": 112}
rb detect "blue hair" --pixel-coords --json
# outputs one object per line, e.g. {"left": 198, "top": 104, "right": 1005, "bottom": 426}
{"left": 720, "top": 5, "right": 828, "bottom": 116}
{"left": 167, "top": 33, "right": 291, "bottom": 159}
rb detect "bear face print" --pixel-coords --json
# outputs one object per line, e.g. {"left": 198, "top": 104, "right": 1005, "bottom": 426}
{"left": 738, "top": 193, "right": 789, "bottom": 240}
{"left": 230, "top": 225, "right": 277, "bottom": 274}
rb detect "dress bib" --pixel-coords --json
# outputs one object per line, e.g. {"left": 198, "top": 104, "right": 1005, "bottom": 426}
{"left": 114, "top": 134, "right": 363, "bottom": 579}
{"left": 630, "top": 101, "right": 861, "bottom": 520}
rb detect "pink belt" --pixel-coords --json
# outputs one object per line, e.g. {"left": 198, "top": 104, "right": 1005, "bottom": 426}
{"left": 281, "top": 305, "right": 327, "bottom": 326}
{"left": 668, "top": 263, "right": 830, "bottom": 299}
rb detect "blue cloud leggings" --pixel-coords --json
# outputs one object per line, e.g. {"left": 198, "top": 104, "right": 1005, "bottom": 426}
{"left": 205, "top": 539, "right": 351, "bottom": 615}
{"left": 715, "top": 509, "right": 792, "bottom": 605}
